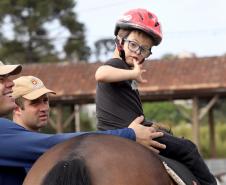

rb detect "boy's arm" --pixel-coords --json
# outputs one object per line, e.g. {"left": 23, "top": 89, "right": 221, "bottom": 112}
{"left": 95, "top": 60, "right": 147, "bottom": 83}
{"left": 95, "top": 65, "right": 135, "bottom": 82}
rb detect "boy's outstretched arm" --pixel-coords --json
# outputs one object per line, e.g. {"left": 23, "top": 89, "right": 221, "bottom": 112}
{"left": 95, "top": 65, "right": 135, "bottom": 82}
{"left": 95, "top": 61, "right": 147, "bottom": 83}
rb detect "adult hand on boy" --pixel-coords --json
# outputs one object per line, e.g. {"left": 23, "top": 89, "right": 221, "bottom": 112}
{"left": 129, "top": 115, "right": 166, "bottom": 153}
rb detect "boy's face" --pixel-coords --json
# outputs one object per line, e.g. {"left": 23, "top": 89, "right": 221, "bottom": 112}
{"left": 123, "top": 31, "right": 154, "bottom": 66}
{"left": 16, "top": 94, "right": 50, "bottom": 131}
{"left": 0, "top": 75, "right": 16, "bottom": 115}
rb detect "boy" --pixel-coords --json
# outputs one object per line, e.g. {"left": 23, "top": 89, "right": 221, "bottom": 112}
{"left": 95, "top": 8, "right": 216, "bottom": 185}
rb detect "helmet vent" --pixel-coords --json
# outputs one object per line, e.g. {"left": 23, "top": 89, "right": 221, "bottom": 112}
{"left": 138, "top": 13, "right": 144, "bottom": 21}
{"left": 148, "top": 13, "right": 153, "bottom": 19}
{"left": 155, "top": 22, "right": 159, "bottom": 27}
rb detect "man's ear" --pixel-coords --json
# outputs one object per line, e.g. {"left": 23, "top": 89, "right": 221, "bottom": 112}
{"left": 13, "top": 105, "right": 22, "bottom": 116}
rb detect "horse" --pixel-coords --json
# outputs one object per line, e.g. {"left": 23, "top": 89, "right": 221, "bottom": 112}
{"left": 23, "top": 134, "right": 183, "bottom": 185}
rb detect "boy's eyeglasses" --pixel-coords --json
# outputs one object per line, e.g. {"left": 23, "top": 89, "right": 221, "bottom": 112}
{"left": 124, "top": 39, "right": 152, "bottom": 58}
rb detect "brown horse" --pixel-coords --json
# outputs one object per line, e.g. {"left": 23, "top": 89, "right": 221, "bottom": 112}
{"left": 23, "top": 134, "right": 177, "bottom": 185}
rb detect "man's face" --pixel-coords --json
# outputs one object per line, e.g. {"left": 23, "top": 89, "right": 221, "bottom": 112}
{"left": 18, "top": 94, "right": 50, "bottom": 131}
{"left": 0, "top": 75, "right": 16, "bottom": 115}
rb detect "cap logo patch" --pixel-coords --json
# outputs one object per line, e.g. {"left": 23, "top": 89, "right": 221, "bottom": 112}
{"left": 31, "top": 79, "right": 38, "bottom": 85}
{"left": 31, "top": 78, "right": 44, "bottom": 89}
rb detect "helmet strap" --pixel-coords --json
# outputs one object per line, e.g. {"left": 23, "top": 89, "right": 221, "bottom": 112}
{"left": 115, "top": 37, "right": 126, "bottom": 61}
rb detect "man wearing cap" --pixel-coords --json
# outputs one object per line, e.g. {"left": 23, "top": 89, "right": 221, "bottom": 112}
{"left": 0, "top": 64, "right": 165, "bottom": 185}
{"left": 12, "top": 76, "right": 56, "bottom": 132}
{"left": 0, "top": 61, "right": 22, "bottom": 115}
{"left": 0, "top": 61, "right": 27, "bottom": 185}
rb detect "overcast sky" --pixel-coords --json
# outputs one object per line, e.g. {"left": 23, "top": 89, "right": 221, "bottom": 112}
{"left": 75, "top": 0, "right": 226, "bottom": 61}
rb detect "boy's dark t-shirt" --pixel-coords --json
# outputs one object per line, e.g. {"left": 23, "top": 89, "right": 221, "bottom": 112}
{"left": 96, "top": 58, "right": 143, "bottom": 130}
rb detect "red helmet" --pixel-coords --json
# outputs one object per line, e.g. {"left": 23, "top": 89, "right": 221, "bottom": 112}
{"left": 114, "top": 8, "right": 162, "bottom": 46}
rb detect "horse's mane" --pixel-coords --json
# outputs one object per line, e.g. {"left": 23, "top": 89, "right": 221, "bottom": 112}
{"left": 41, "top": 134, "right": 93, "bottom": 185}
{"left": 41, "top": 157, "right": 91, "bottom": 185}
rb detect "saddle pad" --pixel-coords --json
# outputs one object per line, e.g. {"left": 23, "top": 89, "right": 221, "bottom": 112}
{"left": 163, "top": 161, "right": 186, "bottom": 185}
{"left": 160, "top": 155, "right": 200, "bottom": 185}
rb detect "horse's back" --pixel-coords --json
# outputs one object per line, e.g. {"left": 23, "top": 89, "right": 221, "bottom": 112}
{"left": 23, "top": 134, "right": 173, "bottom": 185}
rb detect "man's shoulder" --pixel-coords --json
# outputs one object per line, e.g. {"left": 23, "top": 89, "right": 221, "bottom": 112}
{"left": 0, "top": 118, "right": 14, "bottom": 125}
{"left": 0, "top": 118, "right": 22, "bottom": 131}
{"left": 0, "top": 118, "right": 15, "bottom": 135}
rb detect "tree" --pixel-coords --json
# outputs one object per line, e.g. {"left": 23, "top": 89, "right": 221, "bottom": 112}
{"left": 94, "top": 38, "right": 115, "bottom": 61}
{"left": 143, "top": 101, "right": 191, "bottom": 125}
{"left": 161, "top": 53, "right": 177, "bottom": 60}
{"left": 0, "top": 0, "right": 90, "bottom": 64}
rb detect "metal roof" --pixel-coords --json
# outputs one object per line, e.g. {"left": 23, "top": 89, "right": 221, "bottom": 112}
{"left": 13, "top": 56, "right": 226, "bottom": 104}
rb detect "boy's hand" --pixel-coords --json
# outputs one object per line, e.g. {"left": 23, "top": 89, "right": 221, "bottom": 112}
{"left": 128, "top": 115, "right": 166, "bottom": 153}
{"left": 132, "top": 59, "right": 147, "bottom": 83}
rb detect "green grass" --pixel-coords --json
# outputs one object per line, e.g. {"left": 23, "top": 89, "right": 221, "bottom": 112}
{"left": 172, "top": 123, "right": 226, "bottom": 158}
